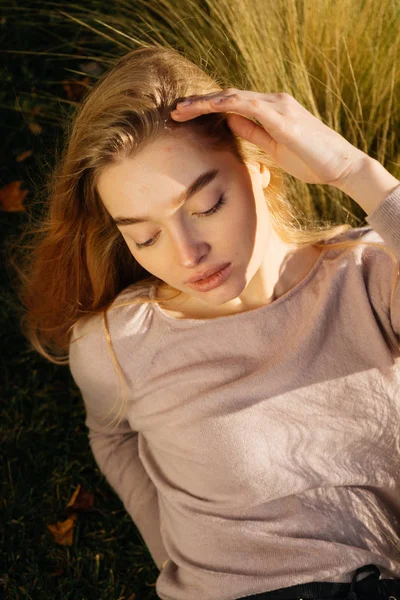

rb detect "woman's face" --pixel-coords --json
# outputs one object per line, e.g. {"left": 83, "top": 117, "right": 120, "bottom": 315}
{"left": 97, "top": 134, "right": 290, "bottom": 313}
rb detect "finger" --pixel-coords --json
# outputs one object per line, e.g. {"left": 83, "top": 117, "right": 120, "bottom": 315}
{"left": 172, "top": 95, "right": 285, "bottom": 141}
{"left": 226, "top": 113, "right": 277, "bottom": 158}
{"left": 170, "top": 94, "right": 236, "bottom": 120}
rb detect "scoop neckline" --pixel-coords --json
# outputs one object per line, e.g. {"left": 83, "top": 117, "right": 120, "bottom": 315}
{"left": 149, "top": 247, "right": 326, "bottom": 327}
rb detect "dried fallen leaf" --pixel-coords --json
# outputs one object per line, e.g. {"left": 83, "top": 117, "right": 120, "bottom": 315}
{"left": 0, "top": 181, "right": 28, "bottom": 212}
{"left": 66, "top": 484, "right": 81, "bottom": 508}
{"left": 62, "top": 77, "right": 90, "bottom": 101}
{"left": 66, "top": 484, "right": 94, "bottom": 514}
{"left": 48, "top": 484, "right": 94, "bottom": 547}
{"left": 16, "top": 150, "right": 33, "bottom": 162}
{"left": 47, "top": 514, "right": 77, "bottom": 546}
{"left": 28, "top": 122, "right": 42, "bottom": 135}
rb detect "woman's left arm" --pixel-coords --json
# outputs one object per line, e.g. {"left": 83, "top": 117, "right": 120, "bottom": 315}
{"left": 332, "top": 155, "right": 400, "bottom": 217}
{"left": 170, "top": 88, "right": 399, "bottom": 216}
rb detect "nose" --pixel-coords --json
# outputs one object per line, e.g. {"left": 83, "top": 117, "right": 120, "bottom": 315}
{"left": 169, "top": 223, "right": 210, "bottom": 268}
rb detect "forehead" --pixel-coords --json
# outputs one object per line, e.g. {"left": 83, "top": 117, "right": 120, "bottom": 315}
{"left": 126, "top": 134, "right": 212, "bottom": 190}
{"left": 97, "top": 134, "right": 234, "bottom": 213}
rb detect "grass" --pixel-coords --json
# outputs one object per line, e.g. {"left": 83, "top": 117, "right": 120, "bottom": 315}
{"left": 0, "top": 227, "right": 159, "bottom": 599}
{"left": 0, "top": 0, "right": 399, "bottom": 597}
{"left": 0, "top": 5, "right": 162, "bottom": 595}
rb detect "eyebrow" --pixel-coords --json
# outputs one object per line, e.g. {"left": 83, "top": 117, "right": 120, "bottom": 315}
{"left": 113, "top": 168, "right": 219, "bottom": 226}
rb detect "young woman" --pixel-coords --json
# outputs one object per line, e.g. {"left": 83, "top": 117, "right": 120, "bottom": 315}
{"left": 19, "top": 46, "right": 400, "bottom": 600}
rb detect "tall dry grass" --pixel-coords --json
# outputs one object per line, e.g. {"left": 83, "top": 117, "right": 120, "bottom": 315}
{"left": 2, "top": 0, "right": 399, "bottom": 226}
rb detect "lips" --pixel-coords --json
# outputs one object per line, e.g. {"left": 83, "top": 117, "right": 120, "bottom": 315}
{"left": 186, "top": 262, "right": 231, "bottom": 283}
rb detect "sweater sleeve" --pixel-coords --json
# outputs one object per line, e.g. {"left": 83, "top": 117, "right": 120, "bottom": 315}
{"left": 68, "top": 313, "right": 169, "bottom": 570}
{"left": 365, "top": 182, "right": 400, "bottom": 344}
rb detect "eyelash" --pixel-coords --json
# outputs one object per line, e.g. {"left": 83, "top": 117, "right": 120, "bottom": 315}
{"left": 134, "top": 194, "right": 227, "bottom": 249}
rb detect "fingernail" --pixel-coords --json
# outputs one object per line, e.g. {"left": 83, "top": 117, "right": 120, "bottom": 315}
{"left": 178, "top": 99, "right": 193, "bottom": 106}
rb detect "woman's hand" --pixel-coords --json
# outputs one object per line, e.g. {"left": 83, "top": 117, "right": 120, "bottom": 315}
{"left": 170, "top": 89, "right": 367, "bottom": 189}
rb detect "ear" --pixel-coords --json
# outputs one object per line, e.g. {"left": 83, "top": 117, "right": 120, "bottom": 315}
{"left": 247, "top": 161, "right": 271, "bottom": 188}
{"left": 260, "top": 163, "right": 271, "bottom": 189}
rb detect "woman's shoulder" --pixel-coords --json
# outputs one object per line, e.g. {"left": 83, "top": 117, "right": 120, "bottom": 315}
{"left": 322, "top": 225, "right": 399, "bottom": 321}
{"left": 321, "top": 225, "right": 391, "bottom": 265}
{"left": 320, "top": 224, "right": 398, "bottom": 283}
{"left": 69, "top": 282, "right": 155, "bottom": 361}
{"left": 324, "top": 224, "right": 382, "bottom": 246}
{"left": 72, "top": 281, "right": 153, "bottom": 337}
{"left": 68, "top": 282, "right": 154, "bottom": 392}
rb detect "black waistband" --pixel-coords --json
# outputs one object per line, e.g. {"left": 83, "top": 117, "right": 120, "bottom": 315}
{"left": 235, "top": 564, "right": 400, "bottom": 600}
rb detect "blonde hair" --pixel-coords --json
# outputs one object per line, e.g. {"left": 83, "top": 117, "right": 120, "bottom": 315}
{"left": 9, "top": 45, "right": 399, "bottom": 428}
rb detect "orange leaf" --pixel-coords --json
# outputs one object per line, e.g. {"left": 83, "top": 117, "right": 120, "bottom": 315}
{"left": 47, "top": 514, "right": 77, "bottom": 546}
{"left": 48, "top": 484, "right": 94, "bottom": 547}
{"left": 28, "top": 122, "right": 42, "bottom": 135}
{"left": 66, "top": 484, "right": 94, "bottom": 514}
{"left": 66, "top": 484, "right": 81, "bottom": 508}
{"left": 0, "top": 181, "right": 28, "bottom": 212}
{"left": 16, "top": 150, "right": 33, "bottom": 162}
{"left": 62, "top": 77, "right": 90, "bottom": 101}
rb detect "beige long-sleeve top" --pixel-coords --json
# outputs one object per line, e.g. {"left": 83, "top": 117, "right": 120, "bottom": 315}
{"left": 69, "top": 184, "right": 400, "bottom": 600}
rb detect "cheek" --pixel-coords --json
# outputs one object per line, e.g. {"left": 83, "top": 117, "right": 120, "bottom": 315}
{"left": 124, "top": 236, "right": 168, "bottom": 278}
{"left": 234, "top": 195, "right": 258, "bottom": 250}
{"left": 234, "top": 193, "right": 257, "bottom": 228}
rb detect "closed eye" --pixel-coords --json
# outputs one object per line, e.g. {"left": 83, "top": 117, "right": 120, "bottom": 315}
{"left": 134, "top": 194, "right": 227, "bottom": 249}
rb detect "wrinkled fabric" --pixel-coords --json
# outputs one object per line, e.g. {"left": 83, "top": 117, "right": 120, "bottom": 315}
{"left": 69, "top": 184, "right": 400, "bottom": 600}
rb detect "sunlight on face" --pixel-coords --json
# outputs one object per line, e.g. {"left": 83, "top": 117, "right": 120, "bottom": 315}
{"left": 97, "top": 134, "right": 276, "bottom": 311}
